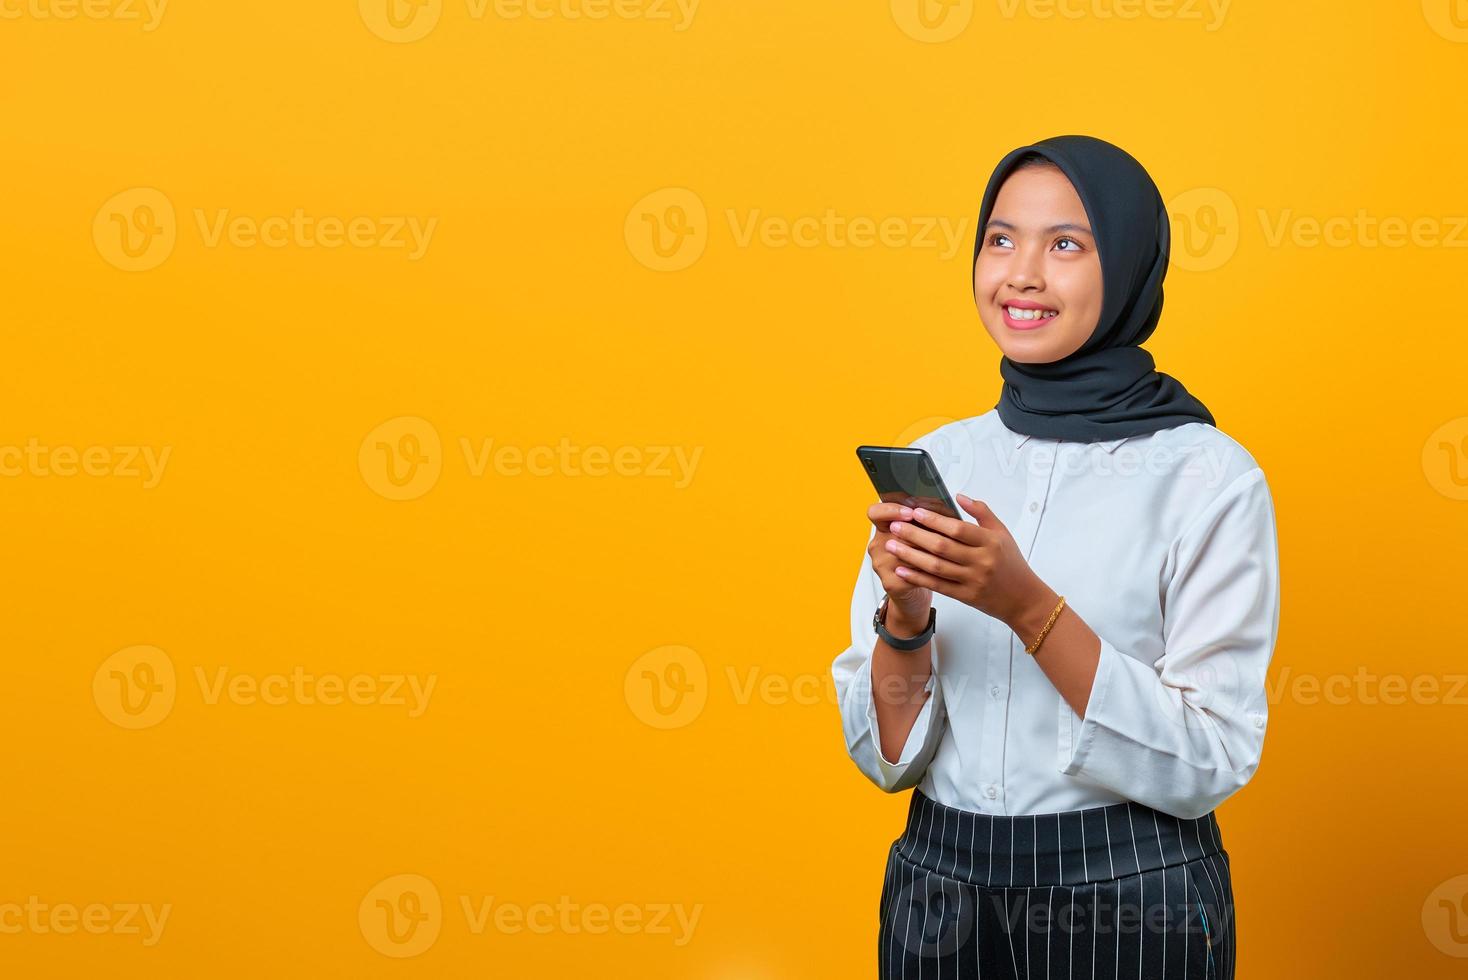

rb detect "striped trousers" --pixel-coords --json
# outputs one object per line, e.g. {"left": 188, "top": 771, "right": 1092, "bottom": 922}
{"left": 879, "top": 790, "right": 1235, "bottom": 979}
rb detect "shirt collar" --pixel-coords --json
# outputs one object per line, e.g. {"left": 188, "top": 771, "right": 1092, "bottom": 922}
{"left": 1008, "top": 429, "right": 1131, "bottom": 455}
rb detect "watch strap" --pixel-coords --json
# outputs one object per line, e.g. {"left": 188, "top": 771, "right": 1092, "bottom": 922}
{"left": 873, "top": 596, "right": 936, "bottom": 651}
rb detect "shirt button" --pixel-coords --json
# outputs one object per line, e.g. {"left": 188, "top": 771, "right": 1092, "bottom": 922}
{"left": 1253, "top": 715, "right": 1264, "bottom": 728}
{"left": 1028, "top": 501, "right": 1038, "bottom": 512}
{"left": 984, "top": 785, "right": 998, "bottom": 799}
{"left": 990, "top": 685, "right": 1001, "bottom": 699}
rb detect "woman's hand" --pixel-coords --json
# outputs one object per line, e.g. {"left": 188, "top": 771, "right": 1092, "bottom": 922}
{"left": 865, "top": 501, "right": 933, "bottom": 631}
{"left": 883, "top": 493, "right": 1053, "bottom": 632}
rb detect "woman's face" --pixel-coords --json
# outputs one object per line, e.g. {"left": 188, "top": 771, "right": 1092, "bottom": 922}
{"left": 973, "top": 165, "right": 1103, "bottom": 364}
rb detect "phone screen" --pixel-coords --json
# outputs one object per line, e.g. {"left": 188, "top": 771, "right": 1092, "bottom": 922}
{"left": 855, "top": 446, "right": 962, "bottom": 525}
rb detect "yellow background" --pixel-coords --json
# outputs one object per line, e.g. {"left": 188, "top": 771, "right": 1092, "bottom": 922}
{"left": 3, "top": 0, "right": 1467, "bottom": 976}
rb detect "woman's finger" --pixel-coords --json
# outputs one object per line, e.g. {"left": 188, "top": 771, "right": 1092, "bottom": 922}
{"left": 889, "top": 520, "right": 975, "bottom": 565}
{"left": 885, "top": 536, "right": 968, "bottom": 581}
{"left": 910, "top": 507, "right": 985, "bottom": 546}
{"left": 892, "top": 563, "right": 963, "bottom": 597}
{"left": 867, "top": 501, "right": 915, "bottom": 528}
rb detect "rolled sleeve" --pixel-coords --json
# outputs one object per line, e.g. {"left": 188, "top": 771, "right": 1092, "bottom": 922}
{"left": 831, "top": 531, "right": 947, "bottom": 793}
{"left": 1056, "top": 467, "right": 1280, "bottom": 820}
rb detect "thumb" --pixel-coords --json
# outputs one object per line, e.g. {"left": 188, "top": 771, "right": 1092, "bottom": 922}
{"left": 957, "top": 493, "right": 1006, "bottom": 532}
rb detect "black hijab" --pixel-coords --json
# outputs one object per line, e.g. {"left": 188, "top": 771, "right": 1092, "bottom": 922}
{"left": 973, "top": 134, "right": 1215, "bottom": 443}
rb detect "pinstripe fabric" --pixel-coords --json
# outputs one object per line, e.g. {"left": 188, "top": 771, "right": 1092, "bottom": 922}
{"left": 878, "top": 790, "right": 1235, "bottom": 979}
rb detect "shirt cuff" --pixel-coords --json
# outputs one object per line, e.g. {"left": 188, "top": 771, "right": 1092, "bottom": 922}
{"left": 866, "top": 633, "right": 943, "bottom": 772}
{"left": 1057, "top": 633, "right": 1120, "bottom": 776}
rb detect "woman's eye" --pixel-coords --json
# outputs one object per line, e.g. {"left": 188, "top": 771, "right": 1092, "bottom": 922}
{"left": 988, "top": 233, "right": 1013, "bottom": 248}
{"left": 1054, "top": 237, "right": 1082, "bottom": 252}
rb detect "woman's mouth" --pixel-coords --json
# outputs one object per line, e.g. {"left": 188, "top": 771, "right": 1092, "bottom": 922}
{"left": 1001, "top": 304, "right": 1058, "bottom": 330}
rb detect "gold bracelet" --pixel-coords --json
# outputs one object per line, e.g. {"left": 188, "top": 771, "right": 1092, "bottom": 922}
{"left": 1024, "top": 595, "right": 1066, "bottom": 656}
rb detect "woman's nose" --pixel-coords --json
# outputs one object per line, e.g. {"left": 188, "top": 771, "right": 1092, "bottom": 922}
{"left": 1007, "top": 246, "right": 1044, "bottom": 290}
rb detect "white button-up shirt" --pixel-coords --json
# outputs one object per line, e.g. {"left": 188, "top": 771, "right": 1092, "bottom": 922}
{"left": 831, "top": 410, "right": 1280, "bottom": 821}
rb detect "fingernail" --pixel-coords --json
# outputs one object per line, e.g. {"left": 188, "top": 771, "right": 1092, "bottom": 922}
{"left": 899, "top": 507, "right": 914, "bottom": 519}
{"left": 913, "top": 508, "right": 929, "bottom": 520}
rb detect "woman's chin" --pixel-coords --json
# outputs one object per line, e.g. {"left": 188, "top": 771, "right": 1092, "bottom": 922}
{"left": 999, "top": 341, "right": 1066, "bottom": 365}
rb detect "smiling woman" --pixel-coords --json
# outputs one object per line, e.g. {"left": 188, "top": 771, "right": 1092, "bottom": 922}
{"left": 832, "top": 135, "right": 1278, "bottom": 980}
{"left": 974, "top": 158, "right": 1104, "bottom": 357}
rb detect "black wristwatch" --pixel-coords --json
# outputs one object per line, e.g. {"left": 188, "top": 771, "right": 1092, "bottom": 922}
{"left": 873, "top": 596, "right": 936, "bottom": 651}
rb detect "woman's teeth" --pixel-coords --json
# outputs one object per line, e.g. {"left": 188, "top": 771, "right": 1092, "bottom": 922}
{"left": 1005, "top": 306, "right": 1058, "bottom": 321}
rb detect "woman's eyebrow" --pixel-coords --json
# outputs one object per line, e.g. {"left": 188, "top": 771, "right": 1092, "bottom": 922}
{"left": 986, "top": 218, "right": 1093, "bottom": 235}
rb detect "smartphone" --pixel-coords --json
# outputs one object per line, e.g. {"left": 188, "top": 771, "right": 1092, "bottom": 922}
{"left": 855, "top": 445, "right": 966, "bottom": 529}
